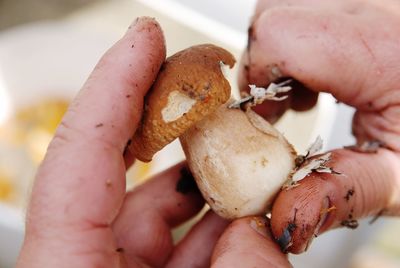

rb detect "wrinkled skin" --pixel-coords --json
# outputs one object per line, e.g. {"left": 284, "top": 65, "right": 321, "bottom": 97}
{"left": 239, "top": 0, "right": 400, "bottom": 254}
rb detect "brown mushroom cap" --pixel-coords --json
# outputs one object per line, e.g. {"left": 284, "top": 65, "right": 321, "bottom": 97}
{"left": 131, "top": 44, "right": 236, "bottom": 162}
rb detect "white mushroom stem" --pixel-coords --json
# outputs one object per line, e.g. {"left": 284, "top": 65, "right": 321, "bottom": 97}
{"left": 179, "top": 105, "right": 297, "bottom": 219}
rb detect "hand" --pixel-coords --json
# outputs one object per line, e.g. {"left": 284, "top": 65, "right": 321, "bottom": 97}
{"left": 16, "top": 17, "right": 291, "bottom": 268}
{"left": 239, "top": 0, "right": 400, "bottom": 253}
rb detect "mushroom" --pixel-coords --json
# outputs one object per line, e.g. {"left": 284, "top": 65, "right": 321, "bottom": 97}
{"left": 131, "top": 44, "right": 297, "bottom": 219}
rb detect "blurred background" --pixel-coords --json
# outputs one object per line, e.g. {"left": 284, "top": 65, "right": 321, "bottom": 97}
{"left": 0, "top": 0, "right": 399, "bottom": 267}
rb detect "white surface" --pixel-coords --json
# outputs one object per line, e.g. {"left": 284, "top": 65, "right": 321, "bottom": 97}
{"left": 0, "top": 203, "right": 24, "bottom": 268}
{"left": 138, "top": 0, "right": 257, "bottom": 51}
{"left": 0, "top": 69, "right": 12, "bottom": 125}
{"left": 0, "top": 22, "right": 120, "bottom": 107}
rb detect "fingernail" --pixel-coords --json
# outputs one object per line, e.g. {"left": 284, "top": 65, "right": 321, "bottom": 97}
{"left": 305, "top": 197, "right": 335, "bottom": 250}
{"left": 250, "top": 216, "right": 269, "bottom": 238}
{"left": 314, "top": 197, "right": 334, "bottom": 236}
{"left": 126, "top": 17, "right": 158, "bottom": 33}
{"left": 126, "top": 17, "right": 139, "bottom": 33}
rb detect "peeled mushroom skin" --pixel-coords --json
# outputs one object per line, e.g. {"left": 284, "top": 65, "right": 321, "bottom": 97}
{"left": 180, "top": 105, "right": 297, "bottom": 219}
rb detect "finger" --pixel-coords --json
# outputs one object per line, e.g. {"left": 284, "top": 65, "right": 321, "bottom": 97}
{"left": 239, "top": 40, "right": 319, "bottom": 122}
{"left": 211, "top": 217, "right": 291, "bottom": 267}
{"left": 240, "top": 3, "right": 400, "bottom": 119}
{"left": 21, "top": 16, "right": 165, "bottom": 264}
{"left": 112, "top": 163, "right": 205, "bottom": 268}
{"left": 244, "top": 6, "right": 400, "bottom": 106}
{"left": 166, "top": 210, "right": 229, "bottom": 268}
{"left": 271, "top": 148, "right": 400, "bottom": 254}
{"left": 239, "top": 0, "right": 342, "bottom": 119}
{"left": 30, "top": 16, "right": 165, "bottom": 226}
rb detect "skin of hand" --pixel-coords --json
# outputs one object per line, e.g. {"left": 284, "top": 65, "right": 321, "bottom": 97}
{"left": 16, "top": 17, "right": 292, "bottom": 268}
{"left": 239, "top": 0, "right": 400, "bottom": 254}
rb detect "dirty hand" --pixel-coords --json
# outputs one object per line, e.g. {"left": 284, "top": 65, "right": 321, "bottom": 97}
{"left": 240, "top": 0, "right": 400, "bottom": 253}
{"left": 16, "top": 17, "right": 291, "bottom": 268}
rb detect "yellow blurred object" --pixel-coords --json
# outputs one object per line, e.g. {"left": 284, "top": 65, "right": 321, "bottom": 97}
{"left": 126, "top": 160, "right": 153, "bottom": 189}
{"left": 15, "top": 99, "right": 68, "bottom": 134}
{"left": 7, "top": 99, "right": 68, "bottom": 163}
{"left": 0, "top": 99, "right": 68, "bottom": 145}
{"left": 25, "top": 128, "right": 54, "bottom": 164}
{"left": 0, "top": 99, "right": 69, "bottom": 207}
{"left": 0, "top": 98, "right": 155, "bottom": 207}
{"left": 134, "top": 161, "right": 152, "bottom": 181}
{"left": 0, "top": 170, "right": 14, "bottom": 202}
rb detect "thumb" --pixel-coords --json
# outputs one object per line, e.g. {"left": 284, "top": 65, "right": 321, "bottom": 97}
{"left": 270, "top": 148, "right": 400, "bottom": 254}
{"left": 211, "top": 217, "right": 292, "bottom": 267}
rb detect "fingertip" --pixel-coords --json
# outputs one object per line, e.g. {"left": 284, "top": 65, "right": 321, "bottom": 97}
{"left": 166, "top": 210, "right": 229, "bottom": 268}
{"left": 271, "top": 149, "right": 400, "bottom": 254}
{"left": 211, "top": 217, "right": 291, "bottom": 267}
{"left": 97, "top": 16, "right": 166, "bottom": 96}
{"left": 270, "top": 176, "right": 337, "bottom": 254}
{"left": 240, "top": 8, "right": 320, "bottom": 121}
{"left": 125, "top": 16, "right": 166, "bottom": 65}
{"left": 112, "top": 16, "right": 167, "bottom": 108}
